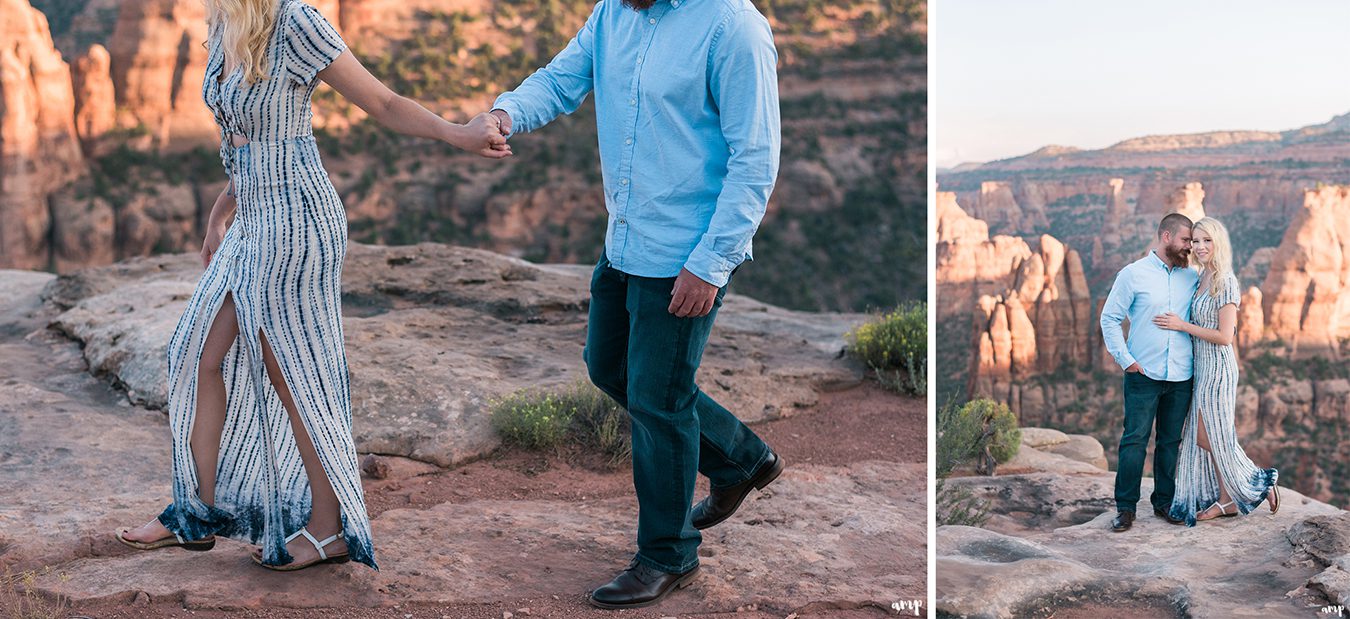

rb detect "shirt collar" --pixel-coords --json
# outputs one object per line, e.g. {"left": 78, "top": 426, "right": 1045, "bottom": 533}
{"left": 1148, "top": 250, "right": 1176, "bottom": 272}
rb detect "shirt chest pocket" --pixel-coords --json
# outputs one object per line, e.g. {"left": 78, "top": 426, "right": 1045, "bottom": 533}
{"left": 637, "top": 30, "right": 710, "bottom": 109}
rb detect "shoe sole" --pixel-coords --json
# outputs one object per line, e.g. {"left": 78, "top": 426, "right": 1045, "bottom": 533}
{"left": 251, "top": 552, "right": 351, "bottom": 571}
{"left": 115, "top": 530, "right": 215, "bottom": 552}
{"left": 586, "top": 567, "right": 700, "bottom": 610}
{"left": 1153, "top": 510, "right": 1185, "bottom": 525}
{"left": 694, "top": 455, "right": 786, "bottom": 531}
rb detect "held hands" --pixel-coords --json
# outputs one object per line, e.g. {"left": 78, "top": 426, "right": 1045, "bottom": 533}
{"left": 669, "top": 268, "right": 718, "bottom": 318}
{"left": 489, "top": 109, "right": 512, "bottom": 136}
{"left": 1152, "top": 312, "right": 1187, "bottom": 332}
{"left": 452, "top": 112, "right": 512, "bottom": 159}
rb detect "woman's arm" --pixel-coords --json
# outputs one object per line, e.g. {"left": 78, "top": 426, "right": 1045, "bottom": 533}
{"left": 200, "top": 182, "right": 237, "bottom": 268}
{"left": 316, "top": 50, "right": 511, "bottom": 159}
{"left": 1153, "top": 303, "right": 1238, "bottom": 346}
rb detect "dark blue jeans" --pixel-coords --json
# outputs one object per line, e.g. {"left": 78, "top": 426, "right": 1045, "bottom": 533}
{"left": 1115, "top": 372, "right": 1191, "bottom": 513}
{"left": 583, "top": 252, "right": 772, "bottom": 574}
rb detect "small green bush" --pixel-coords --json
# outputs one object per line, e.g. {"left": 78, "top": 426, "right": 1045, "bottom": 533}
{"left": 963, "top": 399, "right": 1022, "bottom": 466}
{"left": 490, "top": 380, "right": 631, "bottom": 462}
{"left": 936, "top": 398, "right": 1021, "bottom": 477}
{"left": 936, "top": 478, "right": 989, "bottom": 527}
{"left": 567, "top": 381, "right": 632, "bottom": 464}
{"left": 846, "top": 302, "right": 927, "bottom": 395}
{"left": 490, "top": 390, "right": 575, "bottom": 450}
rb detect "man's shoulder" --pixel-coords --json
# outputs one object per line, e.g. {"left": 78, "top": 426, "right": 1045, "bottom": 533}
{"left": 1116, "top": 257, "right": 1147, "bottom": 278}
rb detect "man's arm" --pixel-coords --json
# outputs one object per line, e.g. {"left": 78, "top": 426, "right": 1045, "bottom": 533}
{"left": 681, "top": 10, "right": 781, "bottom": 288}
{"left": 491, "top": 2, "right": 602, "bottom": 135}
{"left": 1099, "top": 268, "right": 1138, "bottom": 372}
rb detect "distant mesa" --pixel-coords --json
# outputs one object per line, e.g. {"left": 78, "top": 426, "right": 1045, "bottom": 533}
{"left": 1105, "top": 130, "right": 1282, "bottom": 153}
{"left": 1025, "top": 145, "right": 1081, "bottom": 158}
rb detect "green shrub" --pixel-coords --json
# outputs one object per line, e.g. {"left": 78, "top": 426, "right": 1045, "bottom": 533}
{"left": 937, "top": 398, "right": 1021, "bottom": 477}
{"left": 846, "top": 302, "right": 927, "bottom": 395}
{"left": 936, "top": 477, "right": 989, "bottom": 527}
{"left": 490, "top": 380, "right": 630, "bottom": 462}
{"left": 490, "top": 390, "right": 575, "bottom": 450}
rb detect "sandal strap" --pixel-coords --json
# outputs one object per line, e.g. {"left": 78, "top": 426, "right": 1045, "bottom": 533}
{"left": 284, "top": 527, "right": 342, "bottom": 561}
{"left": 174, "top": 533, "right": 185, "bottom": 545}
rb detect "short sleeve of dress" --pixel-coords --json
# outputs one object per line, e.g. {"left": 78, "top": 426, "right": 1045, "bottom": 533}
{"left": 1220, "top": 273, "right": 1241, "bottom": 308}
{"left": 282, "top": 3, "right": 346, "bottom": 86}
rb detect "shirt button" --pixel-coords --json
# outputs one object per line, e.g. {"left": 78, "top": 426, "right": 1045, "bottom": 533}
{"left": 672, "top": 0, "right": 679, "bottom": 6}
{"left": 629, "top": 98, "right": 637, "bottom": 105}
{"left": 618, "top": 218, "right": 627, "bottom": 224}
{"left": 648, "top": 18, "right": 656, "bottom": 24}
{"left": 625, "top": 138, "right": 633, "bottom": 145}
{"left": 636, "top": 57, "right": 643, "bottom": 65}
{"left": 621, "top": 178, "right": 630, "bottom": 185}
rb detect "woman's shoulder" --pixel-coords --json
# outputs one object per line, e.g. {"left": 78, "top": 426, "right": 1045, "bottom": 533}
{"left": 280, "top": 0, "right": 338, "bottom": 37}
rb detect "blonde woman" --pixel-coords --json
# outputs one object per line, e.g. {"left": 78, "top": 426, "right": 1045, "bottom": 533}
{"left": 1153, "top": 217, "right": 1280, "bottom": 526}
{"left": 115, "top": 0, "right": 509, "bottom": 570}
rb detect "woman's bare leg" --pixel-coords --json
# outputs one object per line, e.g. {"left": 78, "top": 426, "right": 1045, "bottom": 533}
{"left": 1195, "top": 410, "right": 1234, "bottom": 520}
{"left": 256, "top": 331, "right": 347, "bottom": 562}
{"left": 124, "top": 293, "right": 239, "bottom": 542}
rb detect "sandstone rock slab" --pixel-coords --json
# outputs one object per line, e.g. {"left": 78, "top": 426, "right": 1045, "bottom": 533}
{"left": 34, "top": 461, "right": 924, "bottom": 614}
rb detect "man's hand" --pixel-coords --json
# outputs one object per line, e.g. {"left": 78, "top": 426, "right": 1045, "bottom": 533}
{"left": 461, "top": 112, "right": 512, "bottom": 159}
{"left": 1125, "top": 362, "right": 1141, "bottom": 374}
{"left": 489, "top": 109, "right": 513, "bottom": 137}
{"left": 669, "top": 268, "right": 718, "bottom": 318}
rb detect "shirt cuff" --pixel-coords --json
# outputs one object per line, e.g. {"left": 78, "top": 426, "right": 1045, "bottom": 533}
{"left": 491, "top": 100, "right": 524, "bottom": 137}
{"left": 1115, "top": 353, "right": 1137, "bottom": 372}
{"left": 683, "top": 244, "right": 736, "bottom": 288}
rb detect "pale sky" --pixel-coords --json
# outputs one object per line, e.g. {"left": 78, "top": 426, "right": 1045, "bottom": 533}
{"left": 933, "top": 0, "right": 1350, "bottom": 168}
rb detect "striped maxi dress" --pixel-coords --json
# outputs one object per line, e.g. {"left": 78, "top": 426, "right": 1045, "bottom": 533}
{"left": 155, "top": 0, "right": 376, "bottom": 568}
{"left": 1168, "top": 272, "right": 1278, "bottom": 527}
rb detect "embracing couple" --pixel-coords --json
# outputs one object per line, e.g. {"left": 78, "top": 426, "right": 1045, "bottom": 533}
{"left": 1101, "top": 213, "right": 1281, "bottom": 532}
{"left": 114, "top": 0, "right": 782, "bottom": 609}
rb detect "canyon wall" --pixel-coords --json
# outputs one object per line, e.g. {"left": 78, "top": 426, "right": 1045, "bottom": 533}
{"left": 941, "top": 186, "right": 1350, "bottom": 506}
{"left": 0, "top": 0, "right": 85, "bottom": 271}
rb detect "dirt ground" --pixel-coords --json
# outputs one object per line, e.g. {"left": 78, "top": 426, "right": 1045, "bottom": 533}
{"left": 46, "top": 380, "right": 924, "bottom": 619}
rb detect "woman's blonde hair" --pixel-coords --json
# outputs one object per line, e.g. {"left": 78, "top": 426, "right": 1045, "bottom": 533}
{"left": 207, "top": 0, "right": 280, "bottom": 84}
{"left": 1191, "top": 217, "right": 1234, "bottom": 297}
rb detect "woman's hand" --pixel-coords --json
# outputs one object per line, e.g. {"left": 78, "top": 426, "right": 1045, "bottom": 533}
{"left": 1152, "top": 312, "right": 1188, "bottom": 332}
{"left": 200, "top": 221, "right": 228, "bottom": 269}
{"left": 448, "top": 112, "right": 512, "bottom": 159}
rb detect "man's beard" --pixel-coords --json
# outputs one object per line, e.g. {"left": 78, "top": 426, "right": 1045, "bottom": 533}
{"left": 623, "top": 0, "right": 657, "bottom": 9}
{"left": 1165, "top": 245, "right": 1189, "bottom": 266}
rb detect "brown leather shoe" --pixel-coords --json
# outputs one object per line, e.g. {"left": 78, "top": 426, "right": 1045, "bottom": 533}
{"left": 587, "top": 558, "right": 700, "bottom": 609}
{"left": 691, "top": 451, "right": 784, "bottom": 530}
{"left": 1110, "top": 511, "right": 1134, "bottom": 532}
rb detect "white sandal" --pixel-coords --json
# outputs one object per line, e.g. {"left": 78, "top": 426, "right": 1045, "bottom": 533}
{"left": 1198, "top": 500, "right": 1237, "bottom": 521}
{"left": 253, "top": 527, "right": 350, "bottom": 571}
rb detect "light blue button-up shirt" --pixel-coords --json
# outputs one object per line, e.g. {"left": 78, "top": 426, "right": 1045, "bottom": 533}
{"left": 1100, "top": 251, "right": 1201, "bottom": 382}
{"left": 492, "top": 0, "right": 781, "bottom": 287}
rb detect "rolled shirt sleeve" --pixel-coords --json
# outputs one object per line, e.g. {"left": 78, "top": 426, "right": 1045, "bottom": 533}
{"left": 492, "top": 1, "right": 601, "bottom": 136}
{"left": 682, "top": 9, "right": 781, "bottom": 288}
{"left": 1100, "top": 267, "right": 1137, "bottom": 371}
